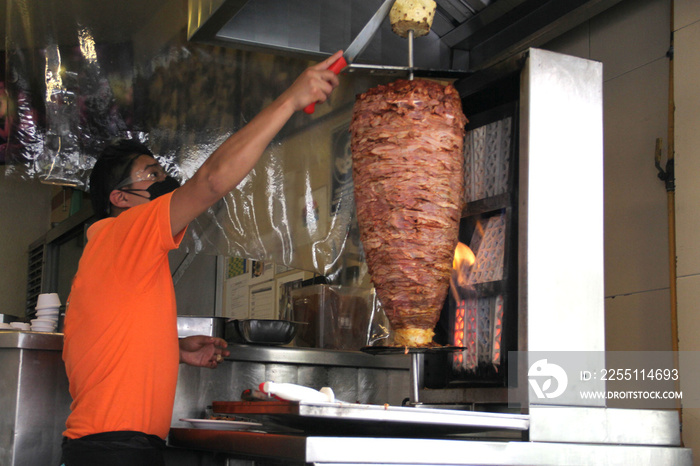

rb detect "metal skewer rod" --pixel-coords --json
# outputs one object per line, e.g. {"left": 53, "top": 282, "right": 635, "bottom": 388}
{"left": 409, "top": 351, "right": 424, "bottom": 405}
{"left": 408, "top": 29, "right": 414, "bottom": 80}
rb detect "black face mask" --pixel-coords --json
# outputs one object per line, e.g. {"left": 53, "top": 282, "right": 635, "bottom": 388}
{"left": 119, "top": 176, "right": 180, "bottom": 200}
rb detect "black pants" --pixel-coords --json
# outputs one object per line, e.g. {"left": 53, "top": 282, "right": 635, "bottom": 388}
{"left": 61, "top": 431, "right": 166, "bottom": 466}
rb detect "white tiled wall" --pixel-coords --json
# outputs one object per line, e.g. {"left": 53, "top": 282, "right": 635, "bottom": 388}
{"left": 547, "top": 0, "right": 700, "bottom": 456}
{"left": 605, "top": 288, "right": 672, "bottom": 351}
{"left": 675, "top": 0, "right": 700, "bottom": 31}
{"left": 589, "top": 0, "right": 670, "bottom": 81}
{"left": 675, "top": 9, "right": 700, "bottom": 276}
{"left": 602, "top": 56, "right": 670, "bottom": 297}
{"left": 545, "top": 0, "right": 673, "bottom": 352}
{"left": 675, "top": 0, "right": 700, "bottom": 461}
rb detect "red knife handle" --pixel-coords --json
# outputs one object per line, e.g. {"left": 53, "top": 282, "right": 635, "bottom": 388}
{"left": 303, "top": 55, "right": 347, "bottom": 114}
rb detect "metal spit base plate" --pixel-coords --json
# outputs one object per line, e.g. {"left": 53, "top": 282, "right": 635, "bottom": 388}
{"left": 211, "top": 400, "right": 529, "bottom": 437}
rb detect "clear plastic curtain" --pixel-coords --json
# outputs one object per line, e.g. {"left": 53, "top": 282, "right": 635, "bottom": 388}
{"left": 3, "top": 0, "right": 391, "bottom": 283}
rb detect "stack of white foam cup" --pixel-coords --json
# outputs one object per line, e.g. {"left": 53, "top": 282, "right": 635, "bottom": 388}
{"left": 31, "top": 293, "right": 61, "bottom": 332}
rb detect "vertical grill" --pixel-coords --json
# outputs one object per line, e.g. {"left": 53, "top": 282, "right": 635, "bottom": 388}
{"left": 431, "top": 91, "right": 519, "bottom": 391}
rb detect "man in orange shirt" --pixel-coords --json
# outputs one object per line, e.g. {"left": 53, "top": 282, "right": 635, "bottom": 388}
{"left": 61, "top": 51, "right": 342, "bottom": 466}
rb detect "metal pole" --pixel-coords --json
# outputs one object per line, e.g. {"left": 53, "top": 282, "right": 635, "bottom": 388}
{"left": 410, "top": 352, "right": 423, "bottom": 404}
{"left": 408, "top": 29, "right": 414, "bottom": 80}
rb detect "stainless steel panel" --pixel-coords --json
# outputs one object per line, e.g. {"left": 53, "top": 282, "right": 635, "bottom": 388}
{"left": 265, "top": 363, "right": 300, "bottom": 386}
{"left": 528, "top": 406, "right": 682, "bottom": 446}
{"left": 172, "top": 361, "right": 259, "bottom": 425}
{"left": 520, "top": 48, "right": 605, "bottom": 354}
{"left": 297, "top": 365, "right": 330, "bottom": 392}
{"left": 170, "top": 349, "right": 410, "bottom": 427}
{"left": 210, "top": 400, "right": 529, "bottom": 436}
{"left": 224, "top": 344, "right": 410, "bottom": 369}
{"left": 188, "top": 0, "right": 452, "bottom": 70}
{"left": 304, "top": 437, "right": 693, "bottom": 465}
{"left": 327, "top": 367, "right": 358, "bottom": 404}
{"left": 186, "top": 0, "right": 624, "bottom": 73}
{"left": 168, "top": 431, "right": 693, "bottom": 465}
{"left": 357, "top": 368, "right": 387, "bottom": 405}
{"left": 177, "top": 316, "right": 226, "bottom": 338}
{"left": 306, "top": 437, "right": 692, "bottom": 466}
{"left": 0, "top": 330, "right": 63, "bottom": 350}
{"left": 517, "top": 49, "right": 606, "bottom": 409}
{"left": 0, "top": 342, "right": 71, "bottom": 466}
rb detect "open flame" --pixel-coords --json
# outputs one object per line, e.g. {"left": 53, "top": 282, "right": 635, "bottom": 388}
{"left": 450, "top": 242, "right": 476, "bottom": 367}
{"left": 449, "top": 217, "right": 507, "bottom": 374}
{"left": 451, "top": 241, "right": 476, "bottom": 298}
{"left": 453, "top": 241, "right": 476, "bottom": 269}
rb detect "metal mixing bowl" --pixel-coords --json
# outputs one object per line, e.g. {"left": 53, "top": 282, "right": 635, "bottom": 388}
{"left": 225, "top": 319, "right": 300, "bottom": 345}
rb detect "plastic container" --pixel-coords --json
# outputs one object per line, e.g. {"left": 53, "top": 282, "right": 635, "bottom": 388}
{"left": 290, "top": 285, "right": 372, "bottom": 350}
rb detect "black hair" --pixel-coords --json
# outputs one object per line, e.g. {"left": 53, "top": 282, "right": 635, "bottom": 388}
{"left": 89, "top": 139, "right": 154, "bottom": 219}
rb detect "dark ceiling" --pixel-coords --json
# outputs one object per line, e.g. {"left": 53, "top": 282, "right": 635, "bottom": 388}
{"left": 2, "top": 0, "right": 623, "bottom": 73}
{"left": 187, "top": 0, "right": 625, "bottom": 73}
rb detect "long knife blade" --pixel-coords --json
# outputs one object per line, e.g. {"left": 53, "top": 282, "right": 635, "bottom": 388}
{"left": 343, "top": 0, "right": 395, "bottom": 64}
{"left": 304, "top": 0, "right": 394, "bottom": 114}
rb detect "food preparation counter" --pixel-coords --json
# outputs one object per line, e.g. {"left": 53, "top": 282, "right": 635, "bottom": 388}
{"left": 0, "top": 328, "right": 64, "bottom": 349}
{"left": 222, "top": 343, "right": 411, "bottom": 369}
{"left": 168, "top": 428, "right": 693, "bottom": 465}
{"left": 0, "top": 330, "right": 70, "bottom": 466}
{"left": 171, "top": 344, "right": 413, "bottom": 427}
{"left": 169, "top": 396, "right": 692, "bottom": 465}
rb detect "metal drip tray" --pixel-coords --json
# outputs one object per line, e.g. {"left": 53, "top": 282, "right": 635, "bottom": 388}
{"left": 211, "top": 400, "right": 528, "bottom": 437}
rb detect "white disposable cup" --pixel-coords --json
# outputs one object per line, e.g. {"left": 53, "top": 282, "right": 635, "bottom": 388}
{"left": 10, "top": 322, "right": 30, "bottom": 330}
{"left": 37, "top": 318, "right": 58, "bottom": 324}
{"left": 32, "top": 318, "right": 56, "bottom": 325}
{"left": 36, "top": 309, "right": 59, "bottom": 317}
{"left": 32, "top": 326, "right": 55, "bottom": 333}
{"left": 31, "top": 320, "right": 56, "bottom": 327}
{"left": 36, "top": 293, "right": 61, "bottom": 309}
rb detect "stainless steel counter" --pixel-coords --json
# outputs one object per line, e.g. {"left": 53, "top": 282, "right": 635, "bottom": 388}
{"left": 171, "top": 345, "right": 412, "bottom": 427}
{"left": 168, "top": 428, "right": 693, "bottom": 465}
{"left": 170, "top": 397, "right": 692, "bottom": 465}
{"left": 224, "top": 343, "right": 410, "bottom": 369}
{"left": 0, "top": 330, "right": 70, "bottom": 466}
{"left": 0, "top": 329, "right": 63, "bottom": 349}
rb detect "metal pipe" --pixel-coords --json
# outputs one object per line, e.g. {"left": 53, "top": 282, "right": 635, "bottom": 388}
{"left": 410, "top": 352, "right": 423, "bottom": 404}
{"left": 408, "top": 29, "right": 414, "bottom": 80}
{"left": 667, "top": 0, "right": 682, "bottom": 429}
{"left": 654, "top": 0, "right": 680, "bottom": 429}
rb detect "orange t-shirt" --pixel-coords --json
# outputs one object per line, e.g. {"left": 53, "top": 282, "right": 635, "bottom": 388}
{"left": 62, "top": 192, "right": 185, "bottom": 440}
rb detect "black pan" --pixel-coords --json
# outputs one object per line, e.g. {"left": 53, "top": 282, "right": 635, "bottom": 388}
{"left": 225, "top": 319, "right": 301, "bottom": 345}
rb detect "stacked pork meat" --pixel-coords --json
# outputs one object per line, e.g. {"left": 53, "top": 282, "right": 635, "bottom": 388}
{"left": 350, "top": 79, "right": 467, "bottom": 347}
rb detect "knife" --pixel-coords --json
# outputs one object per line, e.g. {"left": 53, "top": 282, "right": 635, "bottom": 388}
{"left": 304, "top": 0, "right": 395, "bottom": 114}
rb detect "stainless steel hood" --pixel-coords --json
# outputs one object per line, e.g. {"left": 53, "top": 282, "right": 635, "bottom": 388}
{"left": 187, "top": 0, "right": 624, "bottom": 73}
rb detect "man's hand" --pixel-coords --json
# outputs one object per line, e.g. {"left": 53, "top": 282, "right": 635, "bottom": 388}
{"left": 280, "top": 50, "right": 343, "bottom": 113}
{"left": 179, "top": 335, "right": 230, "bottom": 368}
